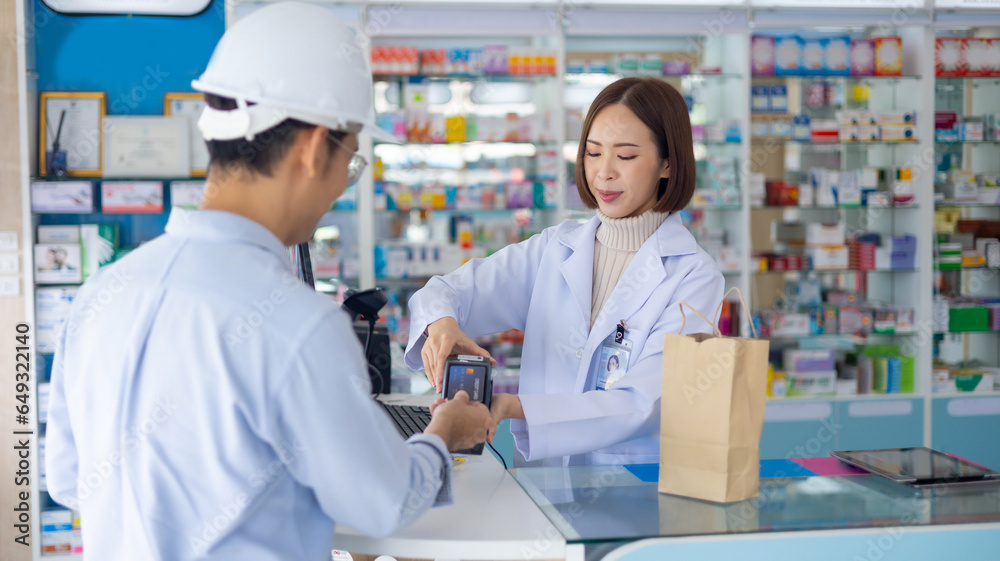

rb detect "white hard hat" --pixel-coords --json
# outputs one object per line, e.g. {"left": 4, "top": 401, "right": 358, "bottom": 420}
{"left": 191, "top": 1, "right": 398, "bottom": 143}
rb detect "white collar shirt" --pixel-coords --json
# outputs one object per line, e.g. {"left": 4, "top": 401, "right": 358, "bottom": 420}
{"left": 45, "top": 209, "right": 451, "bottom": 561}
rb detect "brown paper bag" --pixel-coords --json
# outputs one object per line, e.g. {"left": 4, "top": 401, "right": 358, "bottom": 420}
{"left": 658, "top": 287, "right": 769, "bottom": 503}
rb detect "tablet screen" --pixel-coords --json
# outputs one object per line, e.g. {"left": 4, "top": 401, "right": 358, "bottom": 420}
{"left": 835, "top": 447, "right": 996, "bottom": 482}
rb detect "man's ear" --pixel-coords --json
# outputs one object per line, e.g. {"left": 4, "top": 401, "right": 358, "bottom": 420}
{"left": 660, "top": 158, "right": 671, "bottom": 180}
{"left": 298, "top": 126, "right": 330, "bottom": 179}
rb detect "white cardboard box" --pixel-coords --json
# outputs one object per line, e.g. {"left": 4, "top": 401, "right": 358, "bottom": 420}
{"left": 30, "top": 181, "right": 95, "bottom": 213}
{"left": 34, "top": 244, "right": 82, "bottom": 284}
{"left": 36, "top": 286, "right": 78, "bottom": 353}
{"left": 37, "top": 225, "right": 80, "bottom": 244}
{"left": 807, "top": 245, "right": 849, "bottom": 270}
{"left": 101, "top": 181, "right": 164, "bottom": 213}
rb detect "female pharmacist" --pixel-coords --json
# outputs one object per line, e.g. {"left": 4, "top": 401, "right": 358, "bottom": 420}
{"left": 405, "top": 77, "right": 725, "bottom": 466}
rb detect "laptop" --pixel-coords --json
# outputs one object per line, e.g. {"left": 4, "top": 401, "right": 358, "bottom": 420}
{"left": 831, "top": 447, "right": 1000, "bottom": 488}
{"left": 293, "top": 243, "right": 431, "bottom": 440}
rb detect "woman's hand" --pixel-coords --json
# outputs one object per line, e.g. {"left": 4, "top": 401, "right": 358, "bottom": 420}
{"left": 420, "top": 316, "right": 495, "bottom": 393}
{"left": 487, "top": 393, "right": 524, "bottom": 443}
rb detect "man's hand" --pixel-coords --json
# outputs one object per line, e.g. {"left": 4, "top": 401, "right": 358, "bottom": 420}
{"left": 420, "top": 317, "right": 495, "bottom": 393}
{"left": 424, "top": 391, "right": 492, "bottom": 452}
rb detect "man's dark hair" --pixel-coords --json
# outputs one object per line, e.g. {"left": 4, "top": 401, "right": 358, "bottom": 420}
{"left": 203, "top": 94, "right": 346, "bottom": 177}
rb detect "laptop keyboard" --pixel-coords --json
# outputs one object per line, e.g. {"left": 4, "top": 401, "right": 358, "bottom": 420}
{"left": 380, "top": 402, "right": 432, "bottom": 439}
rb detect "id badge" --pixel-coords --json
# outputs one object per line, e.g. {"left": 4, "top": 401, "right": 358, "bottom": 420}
{"left": 595, "top": 321, "right": 633, "bottom": 391}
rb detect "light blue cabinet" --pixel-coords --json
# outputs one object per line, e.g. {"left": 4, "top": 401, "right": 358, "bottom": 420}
{"left": 760, "top": 401, "right": 838, "bottom": 460}
{"left": 760, "top": 398, "right": 924, "bottom": 460}
{"left": 834, "top": 398, "right": 924, "bottom": 451}
{"left": 931, "top": 396, "right": 1000, "bottom": 470}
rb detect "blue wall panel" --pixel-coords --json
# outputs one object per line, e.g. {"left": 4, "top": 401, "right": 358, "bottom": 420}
{"left": 34, "top": 0, "right": 224, "bottom": 116}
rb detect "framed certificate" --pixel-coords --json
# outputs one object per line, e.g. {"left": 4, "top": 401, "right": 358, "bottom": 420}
{"left": 102, "top": 116, "right": 190, "bottom": 178}
{"left": 39, "top": 92, "right": 106, "bottom": 177}
{"left": 164, "top": 92, "right": 209, "bottom": 177}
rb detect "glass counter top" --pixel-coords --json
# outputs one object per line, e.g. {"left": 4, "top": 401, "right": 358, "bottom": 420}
{"left": 509, "top": 464, "right": 1000, "bottom": 544}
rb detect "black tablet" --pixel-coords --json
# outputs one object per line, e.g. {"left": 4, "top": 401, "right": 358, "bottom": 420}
{"left": 831, "top": 447, "right": 1000, "bottom": 488}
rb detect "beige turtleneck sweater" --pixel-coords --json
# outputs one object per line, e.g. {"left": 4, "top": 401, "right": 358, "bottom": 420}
{"left": 591, "top": 209, "right": 670, "bottom": 329}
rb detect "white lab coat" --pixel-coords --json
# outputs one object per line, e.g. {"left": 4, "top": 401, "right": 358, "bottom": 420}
{"left": 405, "top": 212, "right": 725, "bottom": 466}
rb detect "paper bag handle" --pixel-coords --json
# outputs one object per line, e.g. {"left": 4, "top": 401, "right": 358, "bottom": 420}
{"left": 677, "top": 286, "right": 758, "bottom": 339}
{"left": 715, "top": 286, "right": 758, "bottom": 339}
{"left": 677, "top": 301, "right": 719, "bottom": 336}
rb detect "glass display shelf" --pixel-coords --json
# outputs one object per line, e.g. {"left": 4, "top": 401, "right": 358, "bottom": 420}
{"left": 750, "top": 138, "right": 921, "bottom": 146}
{"left": 751, "top": 205, "right": 918, "bottom": 210}
{"left": 690, "top": 205, "right": 743, "bottom": 211}
{"left": 374, "top": 140, "right": 559, "bottom": 147}
{"left": 374, "top": 73, "right": 557, "bottom": 81}
{"left": 935, "top": 202, "right": 1000, "bottom": 208}
{"left": 767, "top": 393, "right": 922, "bottom": 402}
{"left": 763, "top": 332, "right": 919, "bottom": 343}
{"left": 754, "top": 268, "right": 918, "bottom": 274}
{"left": 509, "top": 464, "right": 1000, "bottom": 545}
{"left": 753, "top": 75, "right": 923, "bottom": 81}
{"left": 566, "top": 72, "right": 744, "bottom": 80}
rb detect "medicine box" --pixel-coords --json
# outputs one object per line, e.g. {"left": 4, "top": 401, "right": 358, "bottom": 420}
{"left": 751, "top": 85, "right": 770, "bottom": 112}
{"left": 880, "top": 125, "right": 917, "bottom": 142}
{"left": 787, "top": 370, "right": 837, "bottom": 397}
{"left": 170, "top": 180, "right": 206, "bottom": 209}
{"left": 825, "top": 36, "right": 851, "bottom": 76}
{"left": 41, "top": 509, "right": 73, "bottom": 554}
{"left": 38, "top": 225, "right": 80, "bottom": 244}
{"left": 806, "top": 222, "right": 845, "bottom": 246}
{"left": 850, "top": 39, "right": 876, "bottom": 76}
{"left": 936, "top": 38, "right": 966, "bottom": 77}
{"left": 769, "top": 85, "right": 788, "bottom": 112}
{"left": 785, "top": 349, "right": 836, "bottom": 372}
{"left": 961, "top": 119, "right": 985, "bottom": 142}
{"left": 102, "top": 181, "right": 164, "bottom": 213}
{"left": 802, "top": 38, "right": 825, "bottom": 75}
{"left": 840, "top": 306, "right": 873, "bottom": 334}
{"left": 949, "top": 306, "right": 990, "bottom": 332}
{"left": 879, "top": 111, "right": 916, "bottom": 126}
{"left": 775, "top": 36, "right": 804, "bottom": 76}
{"left": 31, "top": 181, "right": 95, "bottom": 213}
{"left": 806, "top": 245, "right": 849, "bottom": 270}
{"left": 966, "top": 38, "right": 994, "bottom": 77}
{"left": 770, "top": 313, "right": 811, "bottom": 336}
{"left": 36, "top": 286, "right": 78, "bottom": 353}
{"left": 954, "top": 371, "right": 994, "bottom": 393}
{"left": 839, "top": 126, "right": 860, "bottom": 142}
{"left": 858, "top": 125, "right": 880, "bottom": 142}
{"left": 874, "top": 36, "right": 903, "bottom": 76}
{"left": 752, "top": 35, "right": 776, "bottom": 75}
{"left": 34, "top": 243, "right": 82, "bottom": 284}
{"left": 792, "top": 114, "right": 811, "bottom": 141}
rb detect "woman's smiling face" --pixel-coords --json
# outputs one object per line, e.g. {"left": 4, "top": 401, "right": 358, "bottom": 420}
{"left": 584, "top": 103, "right": 670, "bottom": 218}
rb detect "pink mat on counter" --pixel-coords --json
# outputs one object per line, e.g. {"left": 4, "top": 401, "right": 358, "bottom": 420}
{"left": 792, "top": 457, "right": 869, "bottom": 476}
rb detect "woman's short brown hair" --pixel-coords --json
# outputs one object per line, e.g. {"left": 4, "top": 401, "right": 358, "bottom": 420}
{"left": 575, "top": 77, "right": 696, "bottom": 213}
